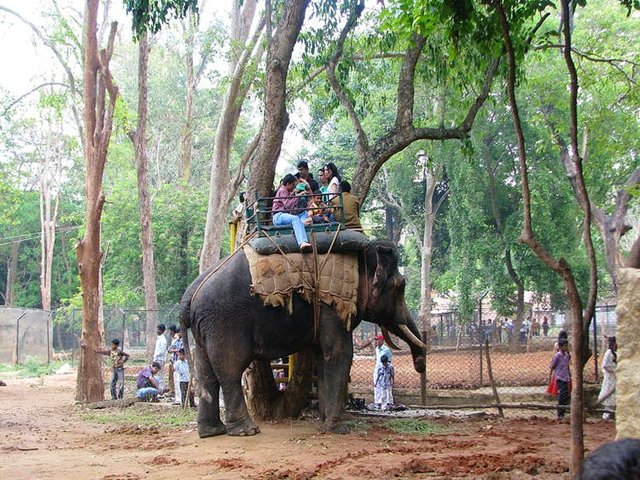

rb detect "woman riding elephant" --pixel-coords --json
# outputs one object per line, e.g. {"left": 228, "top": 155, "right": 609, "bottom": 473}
{"left": 180, "top": 240, "right": 425, "bottom": 438}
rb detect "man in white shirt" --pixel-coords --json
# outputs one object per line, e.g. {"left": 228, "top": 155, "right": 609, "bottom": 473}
{"left": 153, "top": 324, "right": 168, "bottom": 391}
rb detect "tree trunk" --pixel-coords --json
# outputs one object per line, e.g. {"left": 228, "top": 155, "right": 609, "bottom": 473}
{"left": 245, "top": 0, "right": 308, "bottom": 200}
{"left": 245, "top": 347, "right": 314, "bottom": 420}
{"left": 39, "top": 177, "right": 59, "bottom": 311}
{"left": 75, "top": 0, "right": 118, "bottom": 403}
{"left": 244, "top": 0, "right": 310, "bottom": 420}
{"left": 4, "top": 240, "right": 20, "bottom": 306}
{"left": 199, "top": 0, "right": 263, "bottom": 271}
{"left": 129, "top": 32, "right": 160, "bottom": 360}
{"left": 180, "top": 10, "right": 196, "bottom": 183}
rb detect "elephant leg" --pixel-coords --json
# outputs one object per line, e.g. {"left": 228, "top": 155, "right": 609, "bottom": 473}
{"left": 318, "top": 312, "right": 353, "bottom": 434}
{"left": 217, "top": 367, "right": 260, "bottom": 436}
{"left": 315, "top": 348, "right": 326, "bottom": 422}
{"left": 195, "top": 344, "right": 226, "bottom": 438}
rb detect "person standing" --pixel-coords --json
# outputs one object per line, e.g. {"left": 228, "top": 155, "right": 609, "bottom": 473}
{"left": 167, "top": 325, "right": 183, "bottom": 404}
{"left": 153, "top": 324, "right": 168, "bottom": 392}
{"left": 549, "top": 338, "right": 571, "bottom": 420}
{"left": 542, "top": 316, "right": 550, "bottom": 337}
{"left": 174, "top": 348, "right": 195, "bottom": 407}
{"left": 598, "top": 336, "right": 617, "bottom": 420}
{"left": 372, "top": 334, "right": 392, "bottom": 385}
{"left": 374, "top": 355, "right": 394, "bottom": 410}
{"left": 95, "top": 339, "right": 129, "bottom": 400}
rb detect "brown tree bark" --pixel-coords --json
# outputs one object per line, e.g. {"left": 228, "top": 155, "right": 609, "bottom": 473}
{"left": 243, "top": 0, "right": 310, "bottom": 419}
{"left": 128, "top": 32, "right": 159, "bottom": 360}
{"left": 75, "top": 0, "right": 118, "bottom": 403}
{"left": 39, "top": 185, "right": 59, "bottom": 312}
{"left": 320, "top": 1, "right": 500, "bottom": 205}
{"left": 199, "top": 1, "right": 264, "bottom": 271}
{"left": 245, "top": 0, "right": 309, "bottom": 200}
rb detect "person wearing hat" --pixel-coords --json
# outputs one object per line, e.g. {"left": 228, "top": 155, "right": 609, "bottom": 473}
{"left": 549, "top": 337, "right": 571, "bottom": 420}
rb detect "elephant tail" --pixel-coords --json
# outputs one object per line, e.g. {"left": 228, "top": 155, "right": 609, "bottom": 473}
{"left": 179, "top": 275, "right": 202, "bottom": 332}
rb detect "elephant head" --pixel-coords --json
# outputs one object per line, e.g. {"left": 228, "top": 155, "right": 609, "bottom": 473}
{"left": 358, "top": 241, "right": 426, "bottom": 374}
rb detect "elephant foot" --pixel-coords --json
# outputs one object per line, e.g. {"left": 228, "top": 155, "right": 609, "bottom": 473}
{"left": 226, "top": 418, "right": 261, "bottom": 437}
{"left": 198, "top": 422, "right": 227, "bottom": 438}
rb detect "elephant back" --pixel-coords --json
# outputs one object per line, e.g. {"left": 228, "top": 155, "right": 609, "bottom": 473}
{"left": 243, "top": 245, "right": 359, "bottom": 331}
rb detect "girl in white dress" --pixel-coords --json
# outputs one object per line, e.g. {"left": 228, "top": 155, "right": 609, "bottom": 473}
{"left": 598, "top": 336, "right": 617, "bottom": 420}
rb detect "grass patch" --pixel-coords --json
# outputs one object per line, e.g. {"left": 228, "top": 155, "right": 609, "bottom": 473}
{"left": 0, "top": 358, "right": 64, "bottom": 378}
{"left": 81, "top": 404, "right": 197, "bottom": 429}
{"left": 383, "top": 418, "right": 445, "bottom": 436}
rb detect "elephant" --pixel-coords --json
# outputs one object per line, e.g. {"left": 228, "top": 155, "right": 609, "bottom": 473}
{"left": 179, "top": 239, "right": 426, "bottom": 438}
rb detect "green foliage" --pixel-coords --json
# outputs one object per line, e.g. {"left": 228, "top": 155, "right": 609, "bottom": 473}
{"left": 0, "top": 358, "right": 65, "bottom": 378}
{"left": 124, "top": 0, "right": 198, "bottom": 40}
{"left": 384, "top": 418, "right": 445, "bottom": 435}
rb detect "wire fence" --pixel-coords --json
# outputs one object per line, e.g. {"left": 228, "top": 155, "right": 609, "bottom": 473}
{"left": 350, "top": 305, "right": 617, "bottom": 401}
{"left": 48, "top": 304, "right": 617, "bottom": 403}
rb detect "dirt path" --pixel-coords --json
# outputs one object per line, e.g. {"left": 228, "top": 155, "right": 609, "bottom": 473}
{"left": 0, "top": 373, "right": 615, "bottom": 479}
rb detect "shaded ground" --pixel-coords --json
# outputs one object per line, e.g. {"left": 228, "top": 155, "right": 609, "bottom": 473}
{"left": 0, "top": 372, "right": 615, "bottom": 480}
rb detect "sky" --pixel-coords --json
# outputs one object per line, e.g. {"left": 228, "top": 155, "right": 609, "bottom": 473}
{"left": 0, "top": 0, "right": 309, "bottom": 177}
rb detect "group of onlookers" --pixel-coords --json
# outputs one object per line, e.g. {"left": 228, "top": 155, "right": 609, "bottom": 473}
{"left": 272, "top": 160, "right": 363, "bottom": 251}
{"left": 91, "top": 323, "right": 195, "bottom": 407}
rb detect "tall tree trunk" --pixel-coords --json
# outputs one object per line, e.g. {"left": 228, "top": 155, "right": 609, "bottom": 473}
{"left": 75, "top": 0, "right": 118, "bottom": 403}
{"left": 199, "top": 0, "right": 264, "bottom": 270}
{"left": 245, "top": 0, "right": 308, "bottom": 200}
{"left": 39, "top": 178, "right": 59, "bottom": 311}
{"left": 5, "top": 240, "right": 20, "bottom": 306}
{"left": 244, "top": 0, "right": 310, "bottom": 419}
{"left": 180, "top": 9, "right": 196, "bottom": 183}
{"left": 130, "top": 32, "right": 159, "bottom": 360}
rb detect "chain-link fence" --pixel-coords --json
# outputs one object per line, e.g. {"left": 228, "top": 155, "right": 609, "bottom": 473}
{"left": 349, "top": 305, "right": 617, "bottom": 401}
{"left": 49, "top": 304, "right": 616, "bottom": 405}
{"left": 51, "top": 306, "right": 181, "bottom": 364}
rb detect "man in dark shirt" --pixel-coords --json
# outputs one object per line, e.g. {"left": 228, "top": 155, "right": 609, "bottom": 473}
{"left": 296, "top": 160, "right": 319, "bottom": 193}
{"left": 331, "top": 180, "right": 363, "bottom": 231}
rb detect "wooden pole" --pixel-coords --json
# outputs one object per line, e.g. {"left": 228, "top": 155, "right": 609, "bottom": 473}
{"left": 485, "top": 339, "right": 504, "bottom": 417}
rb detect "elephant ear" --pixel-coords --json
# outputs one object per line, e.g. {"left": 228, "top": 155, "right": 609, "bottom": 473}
{"left": 372, "top": 245, "right": 395, "bottom": 300}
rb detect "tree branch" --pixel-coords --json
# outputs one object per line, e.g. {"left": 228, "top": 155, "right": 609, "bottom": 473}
{"left": 326, "top": 0, "right": 368, "bottom": 157}
{"left": 0, "top": 5, "right": 84, "bottom": 145}
{"left": 1, "top": 82, "right": 70, "bottom": 116}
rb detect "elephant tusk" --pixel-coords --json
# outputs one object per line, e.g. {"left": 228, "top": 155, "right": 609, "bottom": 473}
{"left": 399, "top": 324, "right": 426, "bottom": 350}
{"left": 381, "top": 326, "right": 401, "bottom": 351}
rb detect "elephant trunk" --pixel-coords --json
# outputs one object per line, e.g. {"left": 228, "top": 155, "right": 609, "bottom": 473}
{"left": 387, "top": 307, "right": 425, "bottom": 374}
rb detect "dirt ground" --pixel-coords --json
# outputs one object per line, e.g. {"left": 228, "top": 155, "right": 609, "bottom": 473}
{"left": 0, "top": 372, "right": 615, "bottom": 480}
